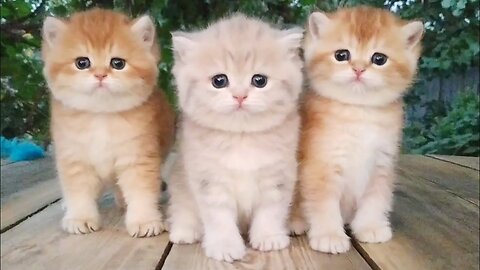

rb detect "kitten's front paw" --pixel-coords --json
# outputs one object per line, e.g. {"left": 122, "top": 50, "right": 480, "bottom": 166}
{"left": 308, "top": 233, "right": 350, "bottom": 254}
{"left": 354, "top": 225, "right": 392, "bottom": 243}
{"left": 62, "top": 216, "right": 101, "bottom": 234}
{"left": 126, "top": 219, "right": 165, "bottom": 238}
{"left": 250, "top": 234, "right": 290, "bottom": 251}
{"left": 169, "top": 226, "right": 202, "bottom": 244}
{"left": 203, "top": 235, "right": 246, "bottom": 262}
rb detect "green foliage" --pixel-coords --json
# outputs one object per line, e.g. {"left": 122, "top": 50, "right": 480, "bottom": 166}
{"left": 392, "top": 0, "right": 480, "bottom": 78}
{"left": 404, "top": 90, "right": 480, "bottom": 156}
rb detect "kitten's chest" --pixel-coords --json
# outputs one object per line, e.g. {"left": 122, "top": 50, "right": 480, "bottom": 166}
{"left": 77, "top": 116, "right": 122, "bottom": 178}
{"left": 339, "top": 121, "right": 396, "bottom": 198}
{"left": 198, "top": 132, "right": 284, "bottom": 171}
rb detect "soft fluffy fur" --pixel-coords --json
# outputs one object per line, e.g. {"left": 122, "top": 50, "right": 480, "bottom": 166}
{"left": 42, "top": 9, "right": 175, "bottom": 237}
{"left": 289, "top": 6, "right": 424, "bottom": 254}
{"left": 167, "top": 14, "right": 303, "bottom": 262}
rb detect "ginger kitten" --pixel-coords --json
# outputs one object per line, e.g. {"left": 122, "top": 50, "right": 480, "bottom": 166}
{"left": 167, "top": 14, "right": 303, "bottom": 262}
{"left": 290, "top": 6, "right": 424, "bottom": 253}
{"left": 42, "top": 9, "right": 175, "bottom": 237}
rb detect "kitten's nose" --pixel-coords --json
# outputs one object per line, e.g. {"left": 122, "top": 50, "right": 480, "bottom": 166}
{"left": 95, "top": 74, "right": 107, "bottom": 81}
{"left": 352, "top": 68, "right": 365, "bottom": 78}
{"left": 233, "top": 95, "right": 248, "bottom": 104}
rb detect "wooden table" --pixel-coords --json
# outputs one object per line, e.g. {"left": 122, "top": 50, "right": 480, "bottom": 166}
{"left": 1, "top": 155, "right": 479, "bottom": 270}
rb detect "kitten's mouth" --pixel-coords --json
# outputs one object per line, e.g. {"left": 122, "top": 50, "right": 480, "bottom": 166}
{"left": 95, "top": 83, "right": 109, "bottom": 90}
{"left": 351, "top": 77, "right": 365, "bottom": 84}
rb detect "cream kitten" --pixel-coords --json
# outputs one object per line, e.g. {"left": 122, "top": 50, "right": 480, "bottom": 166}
{"left": 42, "top": 9, "right": 175, "bottom": 237}
{"left": 167, "top": 14, "right": 303, "bottom": 262}
{"left": 289, "top": 6, "right": 424, "bottom": 254}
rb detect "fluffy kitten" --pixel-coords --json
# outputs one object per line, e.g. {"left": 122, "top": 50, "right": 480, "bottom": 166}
{"left": 42, "top": 9, "right": 175, "bottom": 237}
{"left": 289, "top": 7, "right": 424, "bottom": 253}
{"left": 167, "top": 14, "right": 303, "bottom": 262}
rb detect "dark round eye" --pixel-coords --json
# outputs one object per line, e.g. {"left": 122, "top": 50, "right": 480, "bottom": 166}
{"left": 110, "top": 58, "right": 126, "bottom": 70}
{"left": 75, "top": 57, "right": 90, "bottom": 70}
{"left": 211, "top": 74, "right": 229, "bottom": 88}
{"left": 251, "top": 74, "right": 268, "bottom": 88}
{"left": 334, "top": 49, "right": 350, "bottom": 62}
{"left": 371, "top": 52, "right": 388, "bottom": 66}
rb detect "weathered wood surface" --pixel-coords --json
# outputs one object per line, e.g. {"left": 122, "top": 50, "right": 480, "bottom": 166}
{"left": 163, "top": 235, "right": 370, "bottom": 270}
{"left": 428, "top": 154, "right": 480, "bottom": 171}
{"left": 0, "top": 199, "right": 170, "bottom": 270}
{"left": 0, "top": 177, "right": 61, "bottom": 231}
{"left": 1, "top": 155, "right": 479, "bottom": 270}
{"left": 355, "top": 155, "right": 480, "bottom": 270}
{"left": 398, "top": 155, "right": 479, "bottom": 206}
{"left": 1, "top": 156, "right": 57, "bottom": 201}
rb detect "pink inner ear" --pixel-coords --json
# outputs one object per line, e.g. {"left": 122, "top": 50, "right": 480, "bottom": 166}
{"left": 408, "top": 34, "right": 417, "bottom": 45}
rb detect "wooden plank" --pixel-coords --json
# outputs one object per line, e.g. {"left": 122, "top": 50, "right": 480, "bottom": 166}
{"left": 0, "top": 156, "right": 57, "bottom": 200}
{"left": 163, "top": 235, "right": 371, "bottom": 270}
{"left": 428, "top": 155, "right": 480, "bottom": 171}
{"left": 354, "top": 165, "right": 479, "bottom": 270}
{"left": 0, "top": 153, "right": 178, "bottom": 270}
{"left": 398, "top": 155, "right": 479, "bottom": 205}
{"left": 1, "top": 159, "right": 14, "bottom": 166}
{"left": 1, "top": 177, "right": 62, "bottom": 231}
{"left": 0, "top": 199, "right": 170, "bottom": 270}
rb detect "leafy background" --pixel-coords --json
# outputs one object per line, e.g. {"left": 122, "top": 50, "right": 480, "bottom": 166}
{"left": 1, "top": 0, "right": 479, "bottom": 156}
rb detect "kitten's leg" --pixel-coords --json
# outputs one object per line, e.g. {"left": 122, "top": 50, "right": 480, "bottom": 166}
{"left": 350, "top": 160, "right": 394, "bottom": 243}
{"left": 302, "top": 163, "right": 350, "bottom": 254}
{"left": 197, "top": 179, "right": 245, "bottom": 262}
{"left": 58, "top": 160, "right": 102, "bottom": 234}
{"left": 249, "top": 168, "right": 294, "bottom": 251}
{"left": 288, "top": 187, "right": 309, "bottom": 236}
{"left": 117, "top": 158, "right": 164, "bottom": 237}
{"left": 113, "top": 184, "right": 126, "bottom": 210}
{"left": 167, "top": 160, "right": 202, "bottom": 244}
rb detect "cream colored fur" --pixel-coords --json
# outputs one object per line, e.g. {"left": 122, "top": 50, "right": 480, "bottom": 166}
{"left": 167, "top": 14, "right": 303, "bottom": 262}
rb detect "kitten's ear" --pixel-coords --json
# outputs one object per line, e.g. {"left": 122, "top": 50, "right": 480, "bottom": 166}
{"left": 42, "top": 17, "right": 66, "bottom": 48}
{"left": 308, "top": 12, "right": 331, "bottom": 39}
{"left": 402, "top": 21, "right": 424, "bottom": 48}
{"left": 171, "top": 31, "right": 196, "bottom": 60}
{"left": 280, "top": 27, "right": 304, "bottom": 57}
{"left": 131, "top": 15, "right": 156, "bottom": 48}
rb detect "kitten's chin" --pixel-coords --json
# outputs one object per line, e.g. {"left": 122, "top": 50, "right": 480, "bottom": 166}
{"left": 312, "top": 82, "right": 403, "bottom": 107}
{"left": 52, "top": 90, "right": 153, "bottom": 113}
{"left": 183, "top": 109, "right": 293, "bottom": 133}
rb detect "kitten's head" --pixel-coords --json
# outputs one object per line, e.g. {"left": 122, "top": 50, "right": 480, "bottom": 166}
{"left": 304, "top": 7, "right": 424, "bottom": 106}
{"left": 171, "top": 14, "right": 303, "bottom": 132}
{"left": 42, "top": 8, "right": 159, "bottom": 112}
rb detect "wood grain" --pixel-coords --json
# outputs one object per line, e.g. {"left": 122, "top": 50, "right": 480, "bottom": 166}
{"left": 398, "top": 155, "right": 479, "bottom": 205}
{"left": 1, "top": 177, "right": 62, "bottom": 231}
{"left": 163, "top": 235, "right": 371, "bottom": 270}
{"left": 427, "top": 155, "right": 480, "bottom": 171}
{"left": 354, "top": 158, "right": 480, "bottom": 270}
{"left": 1, "top": 156, "right": 57, "bottom": 200}
{"left": 0, "top": 198, "right": 170, "bottom": 270}
{"left": 1, "top": 152, "right": 178, "bottom": 270}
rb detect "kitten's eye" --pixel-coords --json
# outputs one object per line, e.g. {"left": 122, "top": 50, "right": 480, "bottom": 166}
{"left": 334, "top": 49, "right": 350, "bottom": 62}
{"left": 75, "top": 57, "right": 90, "bottom": 70}
{"left": 110, "top": 58, "right": 126, "bottom": 70}
{"left": 371, "top": 53, "right": 388, "bottom": 66}
{"left": 251, "top": 74, "right": 267, "bottom": 88}
{"left": 211, "top": 74, "right": 229, "bottom": 88}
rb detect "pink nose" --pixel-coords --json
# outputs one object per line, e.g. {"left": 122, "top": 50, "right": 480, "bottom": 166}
{"left": 95, "top": 74, "right": 107, "bottom": 81}
{"left": 233, "top": 95, "right": 248, "bottom": 104}
{"left": 353, "top": 68, "right": 365, "bottom": 78}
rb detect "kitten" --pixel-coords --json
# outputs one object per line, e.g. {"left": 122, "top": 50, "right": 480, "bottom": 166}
{"left": 289, "top": 6, "right": 424, "bottom": 253}
{"left": 167, "top": 14, "right": 303, "bottom": 262}
{"left": 42, "top": 8, "right": 175, "bottom": 237}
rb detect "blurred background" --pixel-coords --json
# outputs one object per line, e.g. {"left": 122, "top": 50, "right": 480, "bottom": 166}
{"left": 0, "top": 0, "right": 478, "bottom": 156}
